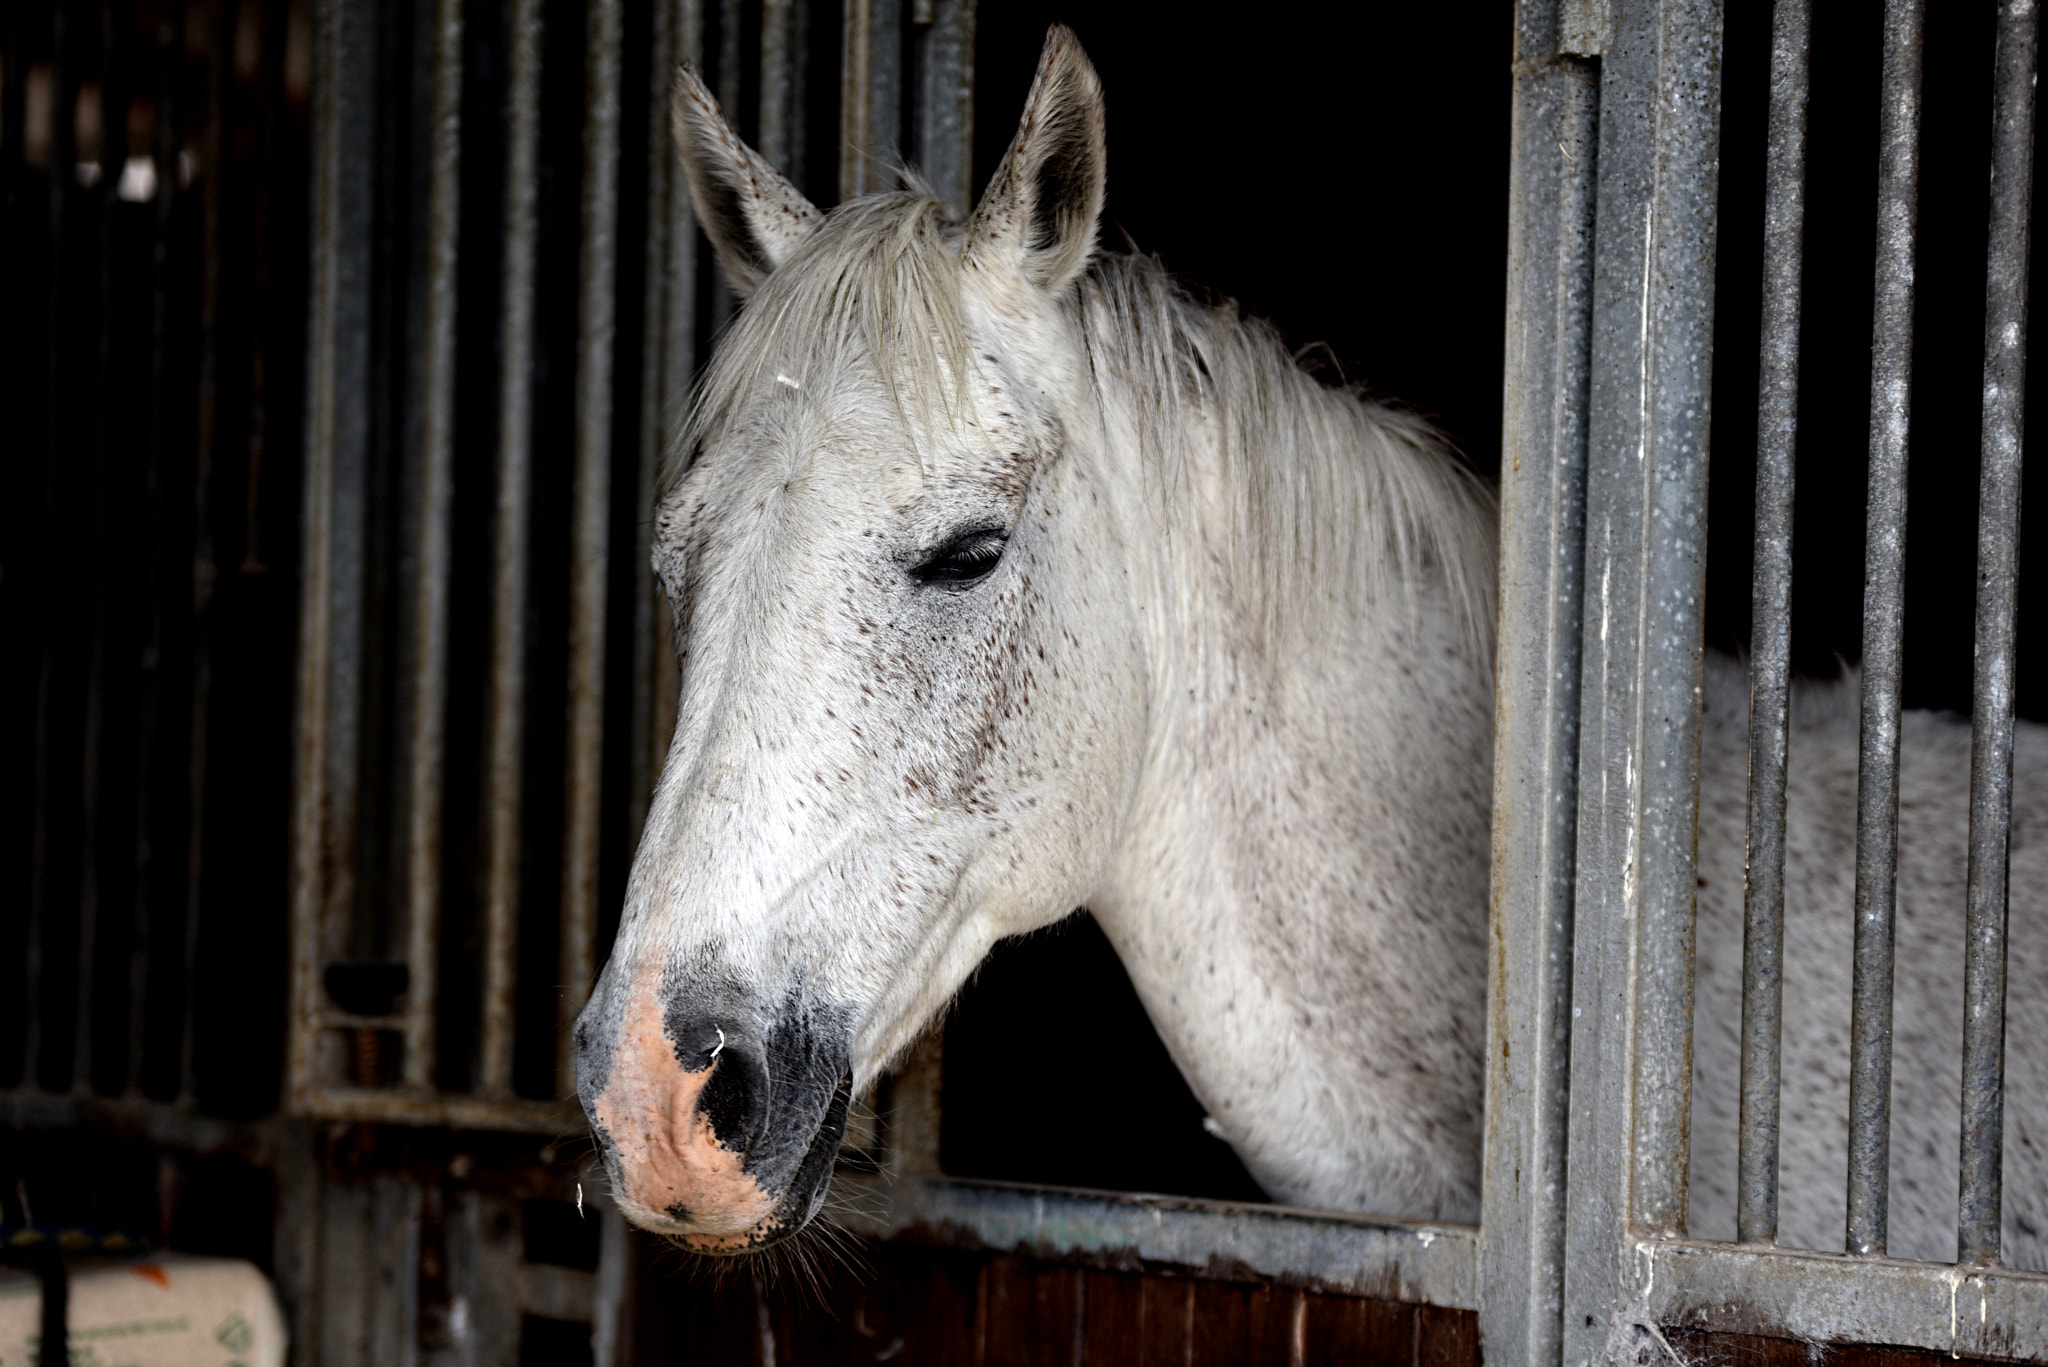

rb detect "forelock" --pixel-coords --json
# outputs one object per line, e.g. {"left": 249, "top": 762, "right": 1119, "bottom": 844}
{"left": 665, "top": 192, "right": 976, "bottom": 495}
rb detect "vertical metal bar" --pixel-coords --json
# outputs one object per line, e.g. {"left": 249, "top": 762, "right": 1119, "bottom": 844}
{"left": 481, "top": 0, "right": 543, "bottom": 1101}
{"left": 913, "top": 0, "right": 974, "bottom": 215}
{"left": 760, "top": 0, "right": 796, "bottom": 174}
{"left": 1846, "top": 0, "right": 1924, "bottom": 1260}
{"left": 1959, "top": 0, "right": 2036, "bottom": 1270}
{"left": 840, "top": 0, "right": 901, "bottom": 202}
{"left": 401, "top": 0, "right": 463, "bottom": 1092}
{"left": 561, "top": 0, "right": 623, "bottom": 1098}
{"left": 592, "top": 1191, "right": 636, "bottom": 1367}
{"left": 707, "top": 0, "right": 741, "bottom": 334}
{"left": 1480, "top": 3, "right": 1599, "bottom": 1363}
{"left": 1559, "top": 0, "right": 1721, "bottom": 1359}
{"left": 293, "top": 0, "right": 375, "bottom": 1107}
{"left": 630, "top": 0, "right": 702, "bottom": 848}
{"left": 1737, "top": 0, "right": 1810, "bottom": 1249}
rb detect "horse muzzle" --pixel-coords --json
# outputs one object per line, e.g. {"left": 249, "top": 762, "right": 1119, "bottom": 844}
{"left": 575, "top": 968, "right": 853, "bottom": 1253}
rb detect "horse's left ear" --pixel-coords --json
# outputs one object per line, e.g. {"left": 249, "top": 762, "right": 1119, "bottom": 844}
{"left": 672, "top": 63, "right": 823, "bottom": 298}
{"left": 961, "top": 26, "right": 1105, "bottom": 295}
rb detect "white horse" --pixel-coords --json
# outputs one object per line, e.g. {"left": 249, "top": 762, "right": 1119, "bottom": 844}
{"left": 573, "top": 28, "right": 2047, "bottom": 1268}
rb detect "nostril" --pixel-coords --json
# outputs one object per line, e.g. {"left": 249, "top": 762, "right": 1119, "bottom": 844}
{"left": 693, "top": 1031, "right": 770, "bottom": 1155}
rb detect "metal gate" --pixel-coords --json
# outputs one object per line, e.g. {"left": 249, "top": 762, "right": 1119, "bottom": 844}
{"left": 1491, "top": 0, "right": 2048, "bottom": 1361}
{"left": 10, "top": 0, "right": 2048, "bottom": 1361}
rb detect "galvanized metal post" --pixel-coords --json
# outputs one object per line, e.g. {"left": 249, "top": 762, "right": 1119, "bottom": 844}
{"left": 841, "top": 0, "right": 903, "bottom": 202}
{"left": 1481, "top": 2, "right": 1600, "bottom": 1363}
{"left": 1846, "top": 0, "right": 1925, "bottom": 1260}
{"left": 1959, "top": 0, "right": 2036, "bottom": 1270}
{"left": 1559, "top": 0, "right": 1721, "bottom": 1360}
{"left": 913, "top": 0, "right": 976, "bottom": 216}
{"left": 561, "top": 0, "right": 625, "bottom": 1099}
{"left": 401, "top": 0, "right": 466, "bottom": 1093}
{"left": 1737, "top": 0, "right": 1811, "bottom": 1250}
{"left": 630, "top": 0, "right": 703, "bottom": 848}
{"left": 292, "top": 0, "right": 376, "bottom": 1112}
{"left": 480, "top": 0, "right": 544, "bottom": 1102}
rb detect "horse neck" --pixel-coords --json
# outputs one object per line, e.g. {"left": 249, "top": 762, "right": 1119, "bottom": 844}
{"left": 1081, "top": 360, "right": 1499, "bottom": 1217}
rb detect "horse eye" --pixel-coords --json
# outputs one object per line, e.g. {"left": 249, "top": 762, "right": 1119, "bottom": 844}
{"left": 910, "top": 529, "right": 1009, "bottom": 586}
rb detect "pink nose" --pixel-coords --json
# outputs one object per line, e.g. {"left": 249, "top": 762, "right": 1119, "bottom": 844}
{"left": 588, "top": 976, "right": 783, "bottom": 1252}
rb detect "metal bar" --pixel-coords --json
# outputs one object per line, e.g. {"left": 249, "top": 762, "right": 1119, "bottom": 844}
{"left": 1480, "top": 2, "right": 1599, "bottom": 1361}
{"left": 294, "top": 1084, "right": 578, "bottom": 1134}
{"left": 292, "top": 0, "right": 375, "bottom": 1109}
{"left": 1559, "top": 0, "right": 1721, "bottom": 1359}
{"left": 629, "top": 0, "right": 702, "bottom": 848}
{"left": 480, "top": 0, "right": 544, "bottom": 1102}
{"left": 839, "top": 0, "right": 901, "bottom": 202}
{"left": 560, "top": 0, "right": 623, "bottom": 1099}
{"left": 914, "top": 0, "right": 974, "bottom": 215}
{"left": 1960, "top": 0, "right": 2037, "bottom": 1270}
{"left": 1846, "top": 0, "right": 1924, "bottom": 1260}
{"left": 1636, "top": 1238, "right": 2048, "bottom": 1360}
{"left": 0, "top": 1088, "right": 278, "bottom": 1163}
{"left": 760, "top": 0, "right": 796, "bottom": 173}
{"left": 836, "top": 1176, "right": 1479, "bottom": 1310}
{"left": 1737, "top": 0, "right": 1810, "bottom": 1249}
{"left": 399, "top": 0, "right": 464, "bottom": 1093}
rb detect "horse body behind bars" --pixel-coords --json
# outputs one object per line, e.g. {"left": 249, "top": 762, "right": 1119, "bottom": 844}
{"left": 570, "top": 28, "right": 2048, "bottom": 1268}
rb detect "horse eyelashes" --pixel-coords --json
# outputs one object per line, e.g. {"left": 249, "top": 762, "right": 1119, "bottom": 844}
{"left": 910, "top": 529, "right": 1009, "bottom": 586}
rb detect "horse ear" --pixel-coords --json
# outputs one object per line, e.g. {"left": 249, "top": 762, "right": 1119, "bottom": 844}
{"left": 671, "top": 63, "right": 823, "bottom": 298}
{"left": 961, "top": 26, "right": 1105, "bottom": 295}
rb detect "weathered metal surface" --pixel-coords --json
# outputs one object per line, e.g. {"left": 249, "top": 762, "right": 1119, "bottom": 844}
{"left": 913, "top": 0, "right": 976, "bottom": 215}
{"left": 295, "top": 1084, "right": 578, "bottom": 1134}
{"left": 1961, "top": 0, "right": 2037, "bottom": 1271}
{"left": 560, "top": 0, "right": 624, "bottom": 1100}
{"left": 479, "top": 0, "right": 544, "bottom": 1103}
{"left": 400, "top": 0, "right": 465, "bottom": 1094}
{"left": 629, "top": 0, "right": 702, "bottom": 849}
{"left": 1642, "top": 1239, "right": 2048, "bottom": 1360}
{"left": 842, "top": 1176, "right": 1479, "bottom": 1310}
{"left": 1483, "top": 1, "right": 1600, "bottom": 1361}
{"left": 0, "top": 1089, "right": 277, "bottom": 1163}
{"left": 840, "top": 0, "right": 903, "bottom": 201}
{"left": 292, "top": 0, "right": 376, "bottom": 1118}
{"left": 1738, "top": 0, "right": 1810, "bottom": 1251}
{"left": 1559, "top": 0, "right": 1722, "bottom": 1360}
{"left": 759, "top": 0, "right": 805, "bottom": 181}
{"left": 1847, "top": 0, "right": 1925, "bottom": 1261}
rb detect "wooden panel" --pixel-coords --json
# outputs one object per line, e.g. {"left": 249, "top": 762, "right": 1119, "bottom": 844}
{"left": 1301, "top": 1289, "right": 1417, "bottom": 1366}
{"left": 1189, "top": 1281, "right": 1299, "bottom": 1367}
{"left": 1079, "top": 1268, "right": 1147, "bottom": 1364}
{"left": 629, "top": 1235, "right": 1486, "bottom": 1366}
{"left": 984, "top": 1257, "right": 1084, "bottom": 1367}
{"left": 1418, "top": 1302, "right": 1482, "bottom": 1367}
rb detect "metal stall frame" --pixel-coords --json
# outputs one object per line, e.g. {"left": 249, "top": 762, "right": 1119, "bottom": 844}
{"left": 289, "top": 0, "right": 982, "bottom": 1140}
{"left": 1491, "top": 0, "right": 2048, "bottom": 1363}
{"left": 281, "top": 0, "right": 2048, "bottom": 1360}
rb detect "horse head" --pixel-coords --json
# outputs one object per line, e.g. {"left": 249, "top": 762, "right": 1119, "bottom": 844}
{"left": 573, "top": 28, "right": 1145, "bottom": 1251}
